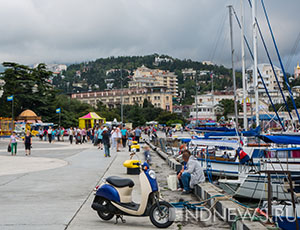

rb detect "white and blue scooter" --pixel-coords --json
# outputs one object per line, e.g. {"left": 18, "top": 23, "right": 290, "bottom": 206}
{"left": 91, "top": 152, "right": 174, "bottom": 228}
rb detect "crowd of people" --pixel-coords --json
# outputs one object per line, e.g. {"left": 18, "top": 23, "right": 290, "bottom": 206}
{"left": 7, "top": 124, "right": 180, "bottom": 156}
{"left": 8, "top": 124, "right": 205, "bottom": 196}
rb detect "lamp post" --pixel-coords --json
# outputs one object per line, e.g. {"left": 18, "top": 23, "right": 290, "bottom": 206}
{"left": 120, "top": 68, "right": 123, "bottom": 124}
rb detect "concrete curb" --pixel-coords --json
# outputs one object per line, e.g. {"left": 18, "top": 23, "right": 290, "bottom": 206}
{"left": 145, "top": 139, "right": 270, "bottom": 230}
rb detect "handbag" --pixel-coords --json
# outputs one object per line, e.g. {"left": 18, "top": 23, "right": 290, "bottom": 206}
{"left": 7, "top": 145, "right": 11, "bottom": 152}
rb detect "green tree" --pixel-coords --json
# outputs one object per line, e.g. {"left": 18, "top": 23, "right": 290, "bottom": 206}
{"left": 0, "top": 62, "right": 57, "bottom": 119}
{"left": 155, "top": 111, "right": 185, "bottom": 125}
{"left": 217, "top": 99, "right": 242, "bottom": 119}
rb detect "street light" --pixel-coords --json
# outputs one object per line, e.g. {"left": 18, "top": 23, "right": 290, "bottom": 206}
{"left": 121, "top": 68, "right": 123, "bottom": 124}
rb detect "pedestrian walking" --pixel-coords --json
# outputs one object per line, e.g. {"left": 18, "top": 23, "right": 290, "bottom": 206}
{"left": 24, "top": 130, "right": 32, "bottom": 156}
{"left": 57, "top": 128, "right": 61, "bottom": 141}
{"left": 116, "top": 125, "right": 122, "bottom": 152}
{"left": 82, "top": 128, "right": 87, "bottom": 143}
{"left": 9, "top": 131, "right": 18, "bottom": 155}
{"left": 48, "top": 127, "right": 53, "bottom": 143}
{"left": 39, "top": 128, "right": 43, "bottom": 141}
{"left": 87, "top": 128, "right": 91, "bottom": 141}
{"left": 111, "top": 127, "right": 117, "bottom": 150}
{"left": 121, "top": 125, "right": 128, "bottom": 148}
{"left": 60, "top": 128, "right": 64, "bottom": 142}
{"left": 93, "top": 127, "right": 98, "bottom": 145}
{"left": 134, "top": 127, "right": 142, "bottom": 143}
{"left": 143, "top": 145, "right": 151, "bottom": 164}
{"left": 102, "top": 128, "right": 111, "bottom": 157}
{"left": 76, "top": 127, "right": 82, "bottom": 144}
{"left": 69, "top": 127, "right": 74, "bottom": 144}
{"left": 51, "top": 129, "right": 56, "bottom": 143}
{"left": 43, "top": 128, "right": 48, "bottom": 141}
{"left": 97, "top": 126, "right": 103, "bottom": 149}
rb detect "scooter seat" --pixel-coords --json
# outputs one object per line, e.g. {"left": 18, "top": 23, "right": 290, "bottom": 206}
{"left": 106, "top": 176, "right": 135, "bottom": 188}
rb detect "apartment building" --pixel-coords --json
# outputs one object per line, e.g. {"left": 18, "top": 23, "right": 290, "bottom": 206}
{"left": 247, "top": 63, "right": 284, "bottom": 92}
{"left": 181, "top": 68, "right": 196, "bottom": 80}
{"left": 189, "top": 91, "right": 234, "bottom": 120}
{"left": 71, "top": 86, "right": 173, "bottom": 112}
{"left": 128, "top": 65, "right": 178, "bottom": 97}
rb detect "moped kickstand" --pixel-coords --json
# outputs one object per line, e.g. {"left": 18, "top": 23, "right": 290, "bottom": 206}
{"left": 115, "top": 215, "right": 126, "bottom": 224}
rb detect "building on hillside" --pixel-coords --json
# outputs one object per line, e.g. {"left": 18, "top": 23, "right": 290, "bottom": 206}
{"left": 128, "top": 65, "right": 178, "bottom": 97}
{"left": 182, "top": 68, "right": 196, "bottom": 80}
{"left": 199, "top": 70, "right": 210, "bottom": 76}
{"left": 154, "top": 56, "right": 173, "bottom": 65}
{"left": 293, "top": 86, "right": 300, "bottom": 94}
{"left": 194, "top": 91, "right": 234, "bottom": 106}
{"left": 172, "top": 105, "right": 192, "bottom": 118}
{"left": 202, "top": 61, "right": 214, "bottom": 66}
{"left": 247, "top": 63, "right": 283, "bottom": 92}
{"left": 72, "top": 82, "right": 87, "bottom": 89}
{"left": 0, "top": 79, "right": 4, "bottom": 97}
{"left": 106, "top": 69, "right": 130, "bottom": 76}
{"left": 33, "top": 64, "right": 67, "bottom": 73}
{"left": 189, "top": 91, "right": 234, "bottom": 121}
{"left": 294, "top": 63, "right": 300, "bottom": 79}
{"left": 71, "top": 86, "right": 172, "bottom": 112}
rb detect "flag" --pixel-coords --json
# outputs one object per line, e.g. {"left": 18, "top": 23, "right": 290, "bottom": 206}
{"left": 7, "top": 95, "right": 13, "bottom": 101}
{"left": 56, "top": 108, "right": 61, "bottom": 113}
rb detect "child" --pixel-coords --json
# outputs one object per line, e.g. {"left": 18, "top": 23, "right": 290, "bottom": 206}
{"left": 143, "top": 146, "right": 151, "bottom": 164}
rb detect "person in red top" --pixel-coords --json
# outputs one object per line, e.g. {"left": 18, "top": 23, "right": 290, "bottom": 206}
{"left": 237, "top": 147, "right": 250, "bottom": 164}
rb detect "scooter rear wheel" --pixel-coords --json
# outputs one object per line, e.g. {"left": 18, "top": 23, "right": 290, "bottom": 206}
{"left": 97, "top": 198, "right": 114, "bottom": 221}
{"left": 149, "top": 201, "right": 174, "bottom": 228}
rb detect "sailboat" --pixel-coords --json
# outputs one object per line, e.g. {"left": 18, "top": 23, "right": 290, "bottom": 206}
{"left": 190, "top": 0, "right": 300, "bottom": 201}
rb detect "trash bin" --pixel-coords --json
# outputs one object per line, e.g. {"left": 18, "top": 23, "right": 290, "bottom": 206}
{"left": 123, "top": 159, "right": 140, "bottom": 175}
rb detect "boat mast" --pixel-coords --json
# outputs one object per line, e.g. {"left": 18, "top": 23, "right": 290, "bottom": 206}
{"left": 195, "top": 72, "right": 198, "bottom": 126}
{"left": 211, "top": 72, "right": 214, "bottom": 120}
{"left": 228, "top": 5, "right": 239, "bottom": 130}
{"left": 252, "top": 0, "right": 259, "bottom": 127}
{"left": 241, "top": 0, "right": 248, "bottom": 131}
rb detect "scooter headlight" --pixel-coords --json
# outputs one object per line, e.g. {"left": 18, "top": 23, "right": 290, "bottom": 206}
{"left": 148, "top": 170, "right": 156, "bottom": 179}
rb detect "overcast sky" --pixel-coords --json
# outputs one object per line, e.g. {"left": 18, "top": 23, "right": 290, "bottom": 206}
{"left": 0, "top": 0, "right": 299, "bottom": 73}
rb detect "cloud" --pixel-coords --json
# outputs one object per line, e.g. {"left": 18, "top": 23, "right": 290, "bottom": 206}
{"left": 0, "top": 0, "right": 299, "bottom": 72}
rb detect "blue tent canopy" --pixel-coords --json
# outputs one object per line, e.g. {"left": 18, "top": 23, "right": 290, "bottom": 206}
{"left": 195, "top": 127, "right": 235, "bottom": 132}
{"left": 204, "top": 126, "right": 261, "bottom": 138}
{"left": 259, "top": 135, "right": 300, "bottom": 145}
{"left": 248, "top": 114, "right": 282, "bottom": 121}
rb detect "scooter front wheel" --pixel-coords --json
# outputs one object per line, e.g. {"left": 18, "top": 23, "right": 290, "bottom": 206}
{"left": 97, "top": 198, "right": 114, "bottom": 221}
{"left": 149, "top": 201, "right": 174, "bottom": 228}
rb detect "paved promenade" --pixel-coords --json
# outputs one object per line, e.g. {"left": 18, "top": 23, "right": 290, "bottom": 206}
{"left": 0, "top": 133, "right": 228, "bottom": 230}
{"left": 0, "top": 139, "right": 115, "bottom": 230}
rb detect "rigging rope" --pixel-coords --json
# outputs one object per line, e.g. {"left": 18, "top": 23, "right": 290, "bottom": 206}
{"left": 231, "top": 7, "right": 285, "bottom": 130}
{"left": 286, "top": 31, "right": 300, "bottom": 71}
{"left": 260, "top": 0, "right": 300, "bottom": 123}
{"left": 245, "top": 0, "right": 294, "bottom": 129}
